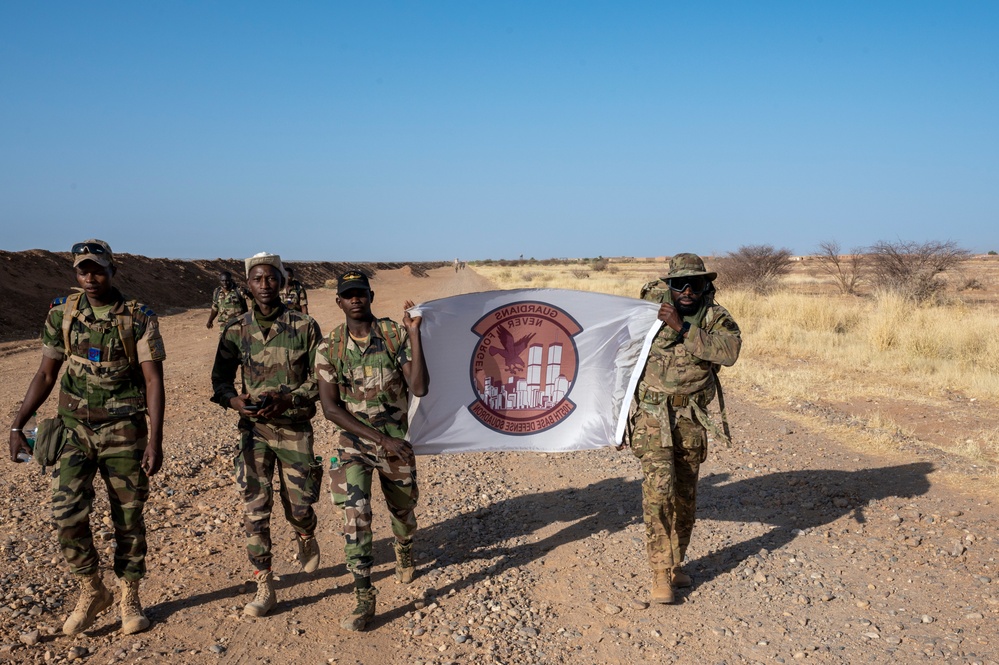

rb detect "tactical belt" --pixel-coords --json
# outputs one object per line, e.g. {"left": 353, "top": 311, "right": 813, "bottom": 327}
{"left": 640, "top": 390, "right": 689, "bottom": 408}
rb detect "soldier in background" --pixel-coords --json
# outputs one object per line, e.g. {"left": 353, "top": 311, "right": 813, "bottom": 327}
{"left": 206, "top": 270, "right": 248, "bottom": 330}
{"left": 316, "top": 269, "right": 429, "bottom": 631}
{"left": 8, "top": 239, "right": 165, "bottom": 636}
{"left": 210, "top": 252, "right": 323, "bottom": 617}
{"left": 281, "top": 266, "right": 309, "bottom": 316}
{"left": 625, "top": 253, "right": 741, "bottom": 604}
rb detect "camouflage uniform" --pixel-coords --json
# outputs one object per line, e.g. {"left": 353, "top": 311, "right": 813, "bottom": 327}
{"left": 42, "top": 289, "right": 166, "bottom": 581}
{"left": 211, "top": 305, "right": 322, "bottom": 571}
{"left": 211, "top": 285, "right": 248, "bottom": 328}
{"left": 281, "top": 281, "right": 308, "bottom": 313}
{"left": 631, "top": 278, "right": 741, "bottom": 571}
{"left": 314, "top": 320, "right": 418, "bottom": 577}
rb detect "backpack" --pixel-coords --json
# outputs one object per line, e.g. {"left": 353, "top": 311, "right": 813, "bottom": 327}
{"left": 328, "top": 319, "right": 402, "bottom": 384}
{"left": 60, "top": 291, "right": 139, "bottom": 371}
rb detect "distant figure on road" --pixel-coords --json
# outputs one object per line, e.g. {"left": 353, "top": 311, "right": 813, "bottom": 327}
{"left": 316, "top": 269, "right": 429, "bottom": 631}
{"left": 8, "top": 239, "right": 166, "bottom": 636}
{"left": 281, "top": 266, "right": 309, "bottom": 315}
{"left": 454, "top": 257, "right": 460, "bottom": 273}
{"left": 206, "top": 270, "right": 248, "bottom": 331}
{"left": 210, "top": 252, "right": 323, "bottom": 618}
{"left": 623, "top": 253, "right": 741, "bottom": 604}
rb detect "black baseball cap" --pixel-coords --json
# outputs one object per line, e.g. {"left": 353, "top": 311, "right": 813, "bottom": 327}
{"left": 337, "top": 270, "right": 371, "bottom": 295}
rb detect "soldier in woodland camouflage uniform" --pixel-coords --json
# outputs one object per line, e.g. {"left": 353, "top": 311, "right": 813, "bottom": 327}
{"left": 280, "top": 266, "right": 309, "bottom": 315}
{"left": 8, "top": 239, "right": 165, "bottom": 636}
{"left": 626, "top": 253, "right": 741, "bottom": 604}
{"left": 206, "top": 270, "right": 248, "bottom": 330}
{"left": 316, "top": 269, "right": 429, "bottom": 631}
{"left": 211, "top": 252, "right": 323, "bottom": 617}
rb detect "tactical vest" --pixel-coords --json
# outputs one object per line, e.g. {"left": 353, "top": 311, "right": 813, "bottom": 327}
{"left": 57, "top": 291, "right": 146, "bottom": 423}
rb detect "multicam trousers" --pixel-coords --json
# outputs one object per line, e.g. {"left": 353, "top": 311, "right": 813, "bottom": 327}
{"left": 631, "top": 401, "right": 707, "bottom": 571}
{"left": 52, "top": 416, "right": 150, "bottom": 581}
{"left": 330, "top": 433, "right": 419, "bottom": 577}
{"left": 234, "top": 420, "right": 322, "bottom": 572}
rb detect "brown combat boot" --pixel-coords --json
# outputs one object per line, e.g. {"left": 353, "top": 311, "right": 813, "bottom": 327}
{"left": 650, "top": 569, "right": 675, "bottom": 604}
{"left": 244, "top": 569, "right": 276, "bottom": 617}
{"left": 63, "top": 572, "right": 114, "bottom": 635}
{"left": 393, "top": 540, "right": 414, "bottom": 584}
{"left": 297, "top": 534, "right": 320, "bottom": 574}
{"left": 340, "top": 582, "right": 377, "bottom": 631}
{"left": 671, "top": 567, "right": 692, "bottom": 588}
{"left": 119, "top": 578, "right": 151, "bottom": 634}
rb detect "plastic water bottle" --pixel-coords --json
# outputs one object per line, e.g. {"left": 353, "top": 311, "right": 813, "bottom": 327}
{"left": 329, "top": 455, "right": 340, "bottom": 471}
{"left": 16, "top": 413, "right": 36, "bottom": 463}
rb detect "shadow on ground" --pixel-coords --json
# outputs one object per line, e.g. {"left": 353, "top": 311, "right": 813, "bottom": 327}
{"left": 368, "top": 461, "right": 933, "bottom": 621}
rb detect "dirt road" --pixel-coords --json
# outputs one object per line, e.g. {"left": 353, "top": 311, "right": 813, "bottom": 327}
{"left": 2, "top": 267, "right": 996, "bottom": 664}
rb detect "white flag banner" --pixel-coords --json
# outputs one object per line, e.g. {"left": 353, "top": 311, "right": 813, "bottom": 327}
{"left": 408, "top": 289, "right": 662, "bottom": 454}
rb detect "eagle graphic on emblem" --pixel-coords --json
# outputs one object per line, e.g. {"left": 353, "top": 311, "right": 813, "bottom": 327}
{"left": 489, "top": 324, "right": 536, "bottom": 373}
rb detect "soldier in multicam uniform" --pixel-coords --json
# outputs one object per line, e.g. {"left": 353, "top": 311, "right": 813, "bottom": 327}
{"left": 206, "top": 270, "right": 248, "bottom": 330}
{"left": 210, "top": 252, "right": 324, "bottom": 617}
{"left": 8, "top": 239, "right": 165, "bottom": 636}
{"left": 316, "top": 269, "right": 429, "bottom": 631}
{"left": 626, "top": 253, "right": 741, "bottom": 604}
{"left": 280, "top": 266, "right": 309, "bottom": 315}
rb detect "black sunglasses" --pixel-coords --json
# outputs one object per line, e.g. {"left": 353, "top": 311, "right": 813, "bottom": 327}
{"left": 71, "top": 242, "right": 107, "bottom": 256}
{"left": 667, "top": 277, "right": 707, "bottom": 295}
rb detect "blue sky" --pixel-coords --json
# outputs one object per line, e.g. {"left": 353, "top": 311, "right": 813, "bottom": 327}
{"left": 2, "top": 2, "right": 997, "bottom": 261}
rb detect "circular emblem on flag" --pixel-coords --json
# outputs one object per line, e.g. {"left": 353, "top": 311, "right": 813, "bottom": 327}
{"left": 468, "top": 301, "right": 582, "bottom": 435}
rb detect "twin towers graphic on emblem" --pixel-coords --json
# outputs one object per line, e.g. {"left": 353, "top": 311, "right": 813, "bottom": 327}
{"left": 468, "top": 301, "right": 582, "bottom": 435}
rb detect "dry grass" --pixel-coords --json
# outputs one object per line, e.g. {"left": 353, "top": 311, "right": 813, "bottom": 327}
{"left": 471, "top": 256, "right": 999, "bottom": 467}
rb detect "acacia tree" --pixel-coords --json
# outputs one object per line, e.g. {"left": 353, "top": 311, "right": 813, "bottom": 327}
{"left": 815, "top": 240, "right": 866, "bottom": 295}
{"left": 722, "top": 244, "right": 793, "bottom": 294}
{"left": 867, "top": 240, "right": 970, "bottom": 301}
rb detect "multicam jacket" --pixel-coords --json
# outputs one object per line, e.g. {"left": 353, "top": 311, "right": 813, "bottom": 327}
{"left": 42, "top": 289, "right": 166, "bottom": 424}
{"left": 211, "top": 285, "right": 248, "bottom": 326}
{"left": 315, "top": 319, "right": 412, "bottom": 440}
{"left": 637, "top": 279, "right": 741, "bottom": 401}
{"left": 210, "top": 305, "right": 321, "bottom": 425}
{"left": 281, "top": 281, "right": 308, "bottom": 313}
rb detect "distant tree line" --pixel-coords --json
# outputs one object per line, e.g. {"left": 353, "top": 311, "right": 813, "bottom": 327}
{"left": 717, "top": 240, "right": 972, "bottom": 300}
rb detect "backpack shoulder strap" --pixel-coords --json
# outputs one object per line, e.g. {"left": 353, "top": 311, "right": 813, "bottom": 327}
{"left": 61, "top": 291, "right": 84, "bottom": 358}
{"left": 330, "top": 323, "right": 348, "bottom": 378}
{"left": 116, "top": 300, "right": 140, "bottom": 369}
{"left": 378, "top": 318, "right": 401, "bottom": 358}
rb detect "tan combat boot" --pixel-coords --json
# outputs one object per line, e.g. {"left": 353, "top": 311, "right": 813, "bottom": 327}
{"left": 63, "top": 572, "right": 114, "bottom": 635}
{"left": 650, "top": 569, "right": 675, "bottom": 604}
{"left": 671, "top": 566, "right": 692, "bottom": 588}
{"left": 340, "top": 583, "right": 377, "bottom": 631}
{"left": 119, "top": 578, "right": 151, "bottom": 634}
{"left": 297, "top": 534, "right": 320, "bottom": 574}
{"left": 244, "top": 569, "right": 276, "bottom": 617}
{"left": 393, "top": 540, "right": 414, "bottom": 584}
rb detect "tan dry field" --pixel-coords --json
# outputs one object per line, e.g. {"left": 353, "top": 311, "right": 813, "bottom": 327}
{"left": 1, "top": 261, "right": 998, "bottom": 664}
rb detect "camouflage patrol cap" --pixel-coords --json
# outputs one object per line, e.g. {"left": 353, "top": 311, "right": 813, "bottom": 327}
{"left": 665, "top": 253, "right": 717, "bottom": 281}
{"left": 244, "top": 252, "right": 286, "bottom": 279}
{"left": 337, "top": 269, "right": 371, "bottom": 295}
{"left": 72, "top": 239, "right": 114, "bottom": 269}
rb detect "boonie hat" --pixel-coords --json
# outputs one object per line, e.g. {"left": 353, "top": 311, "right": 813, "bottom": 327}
{"left": 337, "top": 269, "right": 371, "bottom": 295}
{"left": 244, "top": 252, "right": 286, "bottom": 279}
{"left": 665, "top": 253, "right": 716, "bottom": 281}
{"left": 72, "top": 239, "right": 114, "bottom": 269}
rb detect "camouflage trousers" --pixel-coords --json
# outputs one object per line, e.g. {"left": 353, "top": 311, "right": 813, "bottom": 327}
{"left": 52, "top": 416, "right": 150, "bottom": 581}
{"left": 631, "top": 402, "right": 706, "bottom": 570}
{"left": 330, "top": 433, "right": 419, "bottom": 577}
{"left": 234, "top": 419, "right": 322, "bottom": 572}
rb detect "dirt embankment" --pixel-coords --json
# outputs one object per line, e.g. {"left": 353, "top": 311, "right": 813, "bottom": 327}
{"left": 0, "top": 250, "right": 446, "bottom": 342}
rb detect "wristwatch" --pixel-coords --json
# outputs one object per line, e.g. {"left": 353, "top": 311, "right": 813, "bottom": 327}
{"left": 678, "top": 322, "right": 691, "bottom": 339}
{"left": 291, "top": 394, "right": 305, "bottom": 409}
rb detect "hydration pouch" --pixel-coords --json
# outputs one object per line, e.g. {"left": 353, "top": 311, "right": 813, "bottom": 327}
{"left": 33, "top": 418, "right": 67, "bottom": 467}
